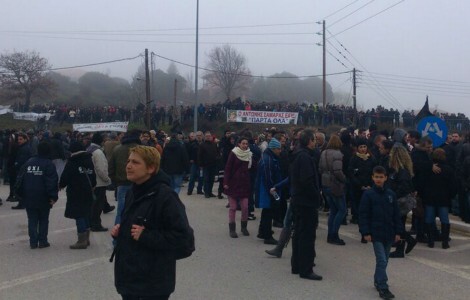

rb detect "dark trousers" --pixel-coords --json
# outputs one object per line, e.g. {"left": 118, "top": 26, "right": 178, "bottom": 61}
{"left": 258, "top": 208, "right": 274, "bottom": 238}
{"left": 291, "top": 205, "right": 318, "bottom": 276}
{"left": 8, "top": 167, "right": 16, "bottom": 197}
{"left": 91, "top": 186, "right": 106, "bottom": 228}
{"left": 203, "top": 165, "right": 217, "bottom": 196}
{"left": 122, "top": 295, "right": 169, "bottom": 300}
{"left": 26, "top": 207, "right": 51, "bottom": 247}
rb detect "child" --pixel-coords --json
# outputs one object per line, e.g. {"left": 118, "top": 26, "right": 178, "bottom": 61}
{"left": 359, "top": 166, "right": 403, "bottom": 299}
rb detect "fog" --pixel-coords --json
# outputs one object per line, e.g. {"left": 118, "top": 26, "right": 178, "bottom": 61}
{"left": 1, "top": 0, "right": 469, "bottom": 114}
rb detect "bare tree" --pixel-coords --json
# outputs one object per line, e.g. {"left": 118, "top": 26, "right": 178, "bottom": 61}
{"left": 204, "top": 45, "right": 251, "bottom": 99}
{"left": 0, "top": 50, "right": 55, "bottom": 111}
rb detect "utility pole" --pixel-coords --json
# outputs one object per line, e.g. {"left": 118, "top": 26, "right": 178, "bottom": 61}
{"left": 193, "top": 0, "right": 199, "bottom": 132}
{"left": 322, "top": 20, "right": 326, "bottom": 111}
{"left": 353, "top": 68, "right": 357, "bottom": 125}
{"left": 151, "top": 52, "right": 156, "bottom": 109}
{"left": 174, "top": 79, "right": 177, "bottom": 121}
{"left": 145, "top": 48, "right": 151, "bottom": 129}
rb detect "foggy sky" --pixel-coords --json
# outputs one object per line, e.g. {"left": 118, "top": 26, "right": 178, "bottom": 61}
{"left": 1, "top": 0, "right": 469, "bottom": 115}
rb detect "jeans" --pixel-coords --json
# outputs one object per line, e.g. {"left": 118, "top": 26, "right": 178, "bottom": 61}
{"left": 75, "top": 217, "right": 90, "bottom": 233}
{"left": 323, "top": 188, "right": 347, "bottom": 236}
{"left": 228, "top": 196, "right": 248, "bottom": 222}
{"left": 115, "top": 185, "right": 131, "bottom": 225}
{"left": 372, "top": 241, "right": 392, "bottom": 289}
{"left": 169, "top": 174, "right": 184, "bottom": 194}
{"left": 26, "top": 207, "right": 51, "bottom": 247}
{"left": 203, "top": 166, "right": 217, "bottom": 196}
{"left": 187, "top": 163, "right": 203, "bottom": 193}
{"left": 424, "top": 205, "right": 450, "bottom": 224}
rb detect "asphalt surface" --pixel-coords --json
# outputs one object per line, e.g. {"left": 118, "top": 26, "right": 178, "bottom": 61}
{"left": 0, "top": 183, "right": 469, "bottom": 300}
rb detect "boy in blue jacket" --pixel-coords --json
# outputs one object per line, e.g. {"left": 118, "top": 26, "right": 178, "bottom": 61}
{"left": 359, "top": 166, "right": 403, "bottom": 299}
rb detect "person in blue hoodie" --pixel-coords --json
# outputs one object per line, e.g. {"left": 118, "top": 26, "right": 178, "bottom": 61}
{"left": 359, "top": 166, "right": 403, "bottom": 299}
{"left": 17, "top": 141, "right": 58, "bottom": 249}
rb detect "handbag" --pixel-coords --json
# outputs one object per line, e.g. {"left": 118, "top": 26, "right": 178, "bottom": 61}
{"left": 398, "top": 194, "right": 417, "bottom": 216}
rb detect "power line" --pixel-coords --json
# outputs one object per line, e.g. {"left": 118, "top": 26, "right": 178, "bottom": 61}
{"left": 327, "top": 0, "right": 376, "bottom": 28}
{"left": 152, "top": 52, "right": 352, "bottom": 79}
{"left": 3, "top": 33, "right": 318, "bottom": 46}
{"left": 361, "top": 74, "right": 470, "bottom": 90}
{"left": 367, "top": 71, "right": 470, "bottom": 85}
{"left": 1, "top": 31, "right": 318, "bottom": 37}
{"left": 321, "top": 0, "right": 363, "bottom": 20}
{"left": 49, "top": 55, "right": 143, "bottom": 71}
{"left": 326, "top": 49, "right": 349, "bottom": 69}
{"left": 328, "top": 0, "right": 405, "bottom": 39}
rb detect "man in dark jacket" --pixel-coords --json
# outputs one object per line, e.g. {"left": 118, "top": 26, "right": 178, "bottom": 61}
{"left": 161, "top": 135, "right": 190, "bottom": 194}
{"left": 18, "top": 142, "right": 59, "bottom": 249}
{"left": 198, "top": 131, "right": 219, "bottom": 198}
{"left": 12, "top": 132, "right": 33, "bottom": 209}
{"left": 289, "top": 129, "right": 322, "bottom": 281}
{"left": 186, "top": 132, "right": 203, "bottom": 195}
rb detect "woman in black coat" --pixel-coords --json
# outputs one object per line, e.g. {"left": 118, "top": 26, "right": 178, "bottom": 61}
{"left": 59, "top": 141, "right": 96, "bottom": 249}
{"left": 348, "top": 138, "right": 376, "bottom": 229}
{"left": 111, "top": 145, "right": 192, "bottom": 300}
{"left": 422, "top": 148, "right": 456, "bottom": 249}
{"left": 388, "top": 146, "right": 417, "bottom": 258}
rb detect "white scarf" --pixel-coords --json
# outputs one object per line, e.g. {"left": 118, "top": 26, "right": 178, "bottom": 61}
{"left": 232, "top": 147, "right": 253, "bottom": 169}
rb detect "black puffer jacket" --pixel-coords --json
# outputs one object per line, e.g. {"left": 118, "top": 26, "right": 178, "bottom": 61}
{"left": 348, "top": 153, "right": 376, "bottom": 192}
{"left": 161, "top": 139, "right": 189, "bottom": 175}
{"left": 59, "top": 151, "right": 96, "bottom": 219}
{"left": 114, "top": 172, "right": 191, "bottom": 297}
{"left": 388, "top": 168, "right": 414, "bottom": 199}
{"left": 289, "top": 147, "right": 321, "bottom": 208}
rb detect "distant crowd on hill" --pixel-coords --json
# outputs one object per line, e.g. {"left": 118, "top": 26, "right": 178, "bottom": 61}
{"left": 18, "top": 98, "right": 470, "bottom": 131}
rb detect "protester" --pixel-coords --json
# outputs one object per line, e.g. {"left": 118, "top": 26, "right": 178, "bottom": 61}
{"left": 319, "top": 134, "right": 347, "bottom": 245}
{"left": 359, "top": 166, "right": 402, "bottom": 299}
{"left": 224, "top": 137, "right": 253, "bottom": 238}
{"left": 60, "top": 141, "right": 97, "bottom": 249}
{"left": 198, "top": 131, "right": 219, "bottom": 198}
{"left": 17, "top": 142, "right": 59, "bottom": 249}
{"left": 255, "top": 138, "right": 283, "bottom": 245}
{"left": 161, "top": 134, "right": 190, "bottom": 194}
{"left": 111, "top": 146, "right": 192, "bottom": 300}
{"left": 290, "top": 129, "right": 322, "bottom": 280}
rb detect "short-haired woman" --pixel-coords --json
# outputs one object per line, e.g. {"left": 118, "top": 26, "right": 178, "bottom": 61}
{"left": 111, "top": 146, "right": 192, "bottom": 300}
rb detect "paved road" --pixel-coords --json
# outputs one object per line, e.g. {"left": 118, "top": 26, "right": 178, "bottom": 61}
{"left": 0, "top": 183, "right": 469, "bottom": 300}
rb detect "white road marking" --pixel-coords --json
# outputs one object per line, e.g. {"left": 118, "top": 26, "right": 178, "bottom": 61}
{"left": 0, "top": 257, "right": 108, "bottom": 291}
{"left": 408, "top": 256, "right": 470, "bottom": 281}
{"left": 0, "top": 227, "right": 76, "bottom": 246}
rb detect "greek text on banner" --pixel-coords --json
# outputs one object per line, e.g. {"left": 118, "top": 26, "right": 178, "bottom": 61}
{"left": 73, "top": 122, "right": 129, "bottom": 132}
{"left": 227, "top": 110, "right": 298, "bottom": 125}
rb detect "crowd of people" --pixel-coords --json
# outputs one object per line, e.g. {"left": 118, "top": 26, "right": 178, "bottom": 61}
{"left": 1, "top": 122, "right": 470, "bottom": 299}
{"left": 20, "top": 99, "right": 470, "bottom": 132}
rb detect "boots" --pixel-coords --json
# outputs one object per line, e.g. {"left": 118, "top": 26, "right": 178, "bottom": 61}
{"left": 229, "top": 222, "right": 238, "bottom": 238}
{"left": 265, "top": 228, "right": 292, "bottom": 258}
{"left": 441, "top": 224, "right": 450, "bottom": 249}
{"left": 241, "top": 221, "right": 249, "bottom": 236}
{"left": 389, "top": 240, "right": 405, "bottom": 258}
{"left": 70, "top": 232, "right": 89, "bottom": 249}
{"left": 405, "top": 234, "right": 417, "bottom": 254}
{"left": 425, "top": 224, "right": 434, "bottom": 248}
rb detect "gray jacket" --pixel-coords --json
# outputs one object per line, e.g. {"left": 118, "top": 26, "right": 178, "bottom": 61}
{"left": 319, "top": 149, "right": 346, "bottom": 196}
{"left": 87, "top": 143, "right": 111, "bottom": 187}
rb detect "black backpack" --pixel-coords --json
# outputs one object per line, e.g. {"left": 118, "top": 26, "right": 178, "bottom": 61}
{"left": 173, "top": 196, "right": 195, "bottom": 260}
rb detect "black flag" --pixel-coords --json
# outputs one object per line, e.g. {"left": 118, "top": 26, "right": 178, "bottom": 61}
{"left": 415, "top": 96, "right": 434, "bottom": 123}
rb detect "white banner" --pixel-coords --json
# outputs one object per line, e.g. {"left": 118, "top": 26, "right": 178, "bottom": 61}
{"left": 13, "top": 112, "right": 51, "bottom": 121}
{"left": 73, "top": 122, "right": 129, "bottom": 132}
{"left": 227, "top": 110, "right": 298, "bottom": 125}
{"left": 0, "top": 108, "right": 12, "bottom": 115}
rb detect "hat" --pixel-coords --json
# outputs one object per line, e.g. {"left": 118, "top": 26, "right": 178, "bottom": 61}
{"left": 356, "top": 138, "right": 368, "bottom": 147}
{"left": 392, "top": 128, "right": 407, "bottom": 144}
{"left": 149, "top": 130, "right": 156, "bottom": 135}
{"left": 69, "top": 141, "right": 85, "bottom": 154}
{"left": 268, "top": 138, "right": 281, "bottom": 149}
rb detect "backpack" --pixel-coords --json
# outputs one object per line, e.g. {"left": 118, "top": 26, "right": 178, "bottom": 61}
{"left": 173, "top": 196, "right": 195, "bottom": 260}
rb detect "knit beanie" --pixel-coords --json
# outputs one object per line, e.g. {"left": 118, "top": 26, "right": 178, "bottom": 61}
{"left": 268, "top": 138, "right": 281, "bottom": 149}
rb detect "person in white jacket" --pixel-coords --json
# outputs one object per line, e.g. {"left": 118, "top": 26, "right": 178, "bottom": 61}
{"left": 87, "top": 133, "right": 112, "bottom": 232}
